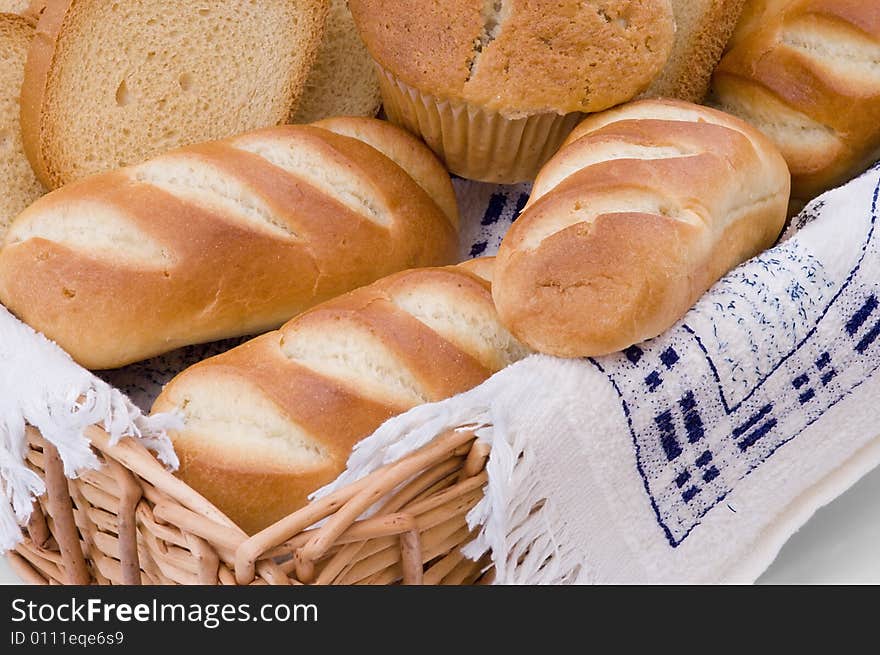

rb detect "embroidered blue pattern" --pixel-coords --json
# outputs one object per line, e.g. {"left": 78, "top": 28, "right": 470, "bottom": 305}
{"left": 452, "top": 179, "right": 531, "bottom": 261}
{"left": 591, "top": 171, "right": 880, "bottom": 547}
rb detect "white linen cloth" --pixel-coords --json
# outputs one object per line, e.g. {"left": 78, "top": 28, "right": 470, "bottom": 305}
{"left": 1, "top": 167, "right": 879, "bottom": 583}
{"left": 0, "top": 309, "right": 179, "bottom": 551}
{"left": 318, "top": 167, "right": 880, "bottom": 583}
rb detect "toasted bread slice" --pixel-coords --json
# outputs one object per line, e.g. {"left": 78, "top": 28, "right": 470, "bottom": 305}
{"left": 645, "top": 0, "right": 746, "bottom": 102}
{"left": 21, "top": 0, "right": 328, "bottom": 189}
{"left": 292, "top": 0, "right": 381, "bottom": 123}
{"left": 0, "top": 12, "right": 42, "bottom": 238}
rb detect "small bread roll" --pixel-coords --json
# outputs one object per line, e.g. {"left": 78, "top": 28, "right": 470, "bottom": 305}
{"left": 712, "top": 0, "right": 880, "bottom": 204}
{"left": 493, "top": 99, "right": 791, "bottom": 358}
{"left": 152, "top": 260, "right": 529, "bottom": 535}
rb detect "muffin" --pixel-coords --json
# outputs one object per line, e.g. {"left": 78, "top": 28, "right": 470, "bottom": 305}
{"left": 348, "top": 0, "right": 675, "bottom": 183}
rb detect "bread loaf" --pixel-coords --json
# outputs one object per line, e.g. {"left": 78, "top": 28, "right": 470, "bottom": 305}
{"left": 493, "top": 99, "right": 790, "bottom": 358}
{"left": 711, "top": 0, "right": 880, "bottom": 204}
{"left": 0, "top": 117, "right": 458, "bottom": 370}
{"left": 644, "top": 0, "right": 747, "bottom": 102}
{"left": 0, "top": 12, "right": 43, "bottom": 239}
{"left": 152, "top": 259, "right": 529, "bottom": 535}
{"left": 726, "top": 0, "right": 795, "bottom": 49}
{"left": 20, "top": 0, "right": 329, "bottom": 189}
{"left": 292, "top": 0, "right": 382, "bottom": 123}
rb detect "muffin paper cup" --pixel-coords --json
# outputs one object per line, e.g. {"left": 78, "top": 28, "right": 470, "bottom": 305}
{"left": 377, "top": 67, "right": 583, "bottom": 184}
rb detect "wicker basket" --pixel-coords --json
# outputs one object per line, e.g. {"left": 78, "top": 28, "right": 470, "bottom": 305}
{"left": 7, "top": 424, "right": 493, "bottom": 585}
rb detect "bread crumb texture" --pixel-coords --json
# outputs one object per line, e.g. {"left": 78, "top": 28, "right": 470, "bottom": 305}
{"left": 0, "top": 13, "right": 43, "bottom": 238}
{"left": 0, "top": 1, "right": 31, "bottom": 14}
{"left": 292, "top": 0, "right": 381, "bottom": 122}
{"left": 29, "top": 0, "right": 327, "bottom": 187}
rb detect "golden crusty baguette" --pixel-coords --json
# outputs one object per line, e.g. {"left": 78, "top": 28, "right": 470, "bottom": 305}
{"left": 0, "top": 117, "right": 459, "bottom": 370}
{"left": 712, "top": 0, "right": 880, "bottom": 204}
{"left": 493, "top": 99, "right": 790, "bottom": 358}
{"left": 151, "top": 259, "right": 529, "bottom": 535}
{"left": 20, "top": 0, "right": 329, "bottom": 189}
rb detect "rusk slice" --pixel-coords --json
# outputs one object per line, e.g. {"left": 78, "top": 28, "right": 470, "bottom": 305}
{"left": 20, "top": 0, "right": 328, "bottom": 189}
{"left": 644, "top": 0, "right": 747, "bottom": 102}
{"left": 292, "top": 0, "right": 381, "bottom": 123}
{"left": 0, "top": 12, "right": 42, "bottom": 239}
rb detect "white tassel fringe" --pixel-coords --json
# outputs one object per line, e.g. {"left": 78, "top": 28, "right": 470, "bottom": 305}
{"left": 0, "top": 307, "right": 179, "bottom": 551}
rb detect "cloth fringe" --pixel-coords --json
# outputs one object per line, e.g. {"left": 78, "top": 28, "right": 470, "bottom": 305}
{"left": 0, "top": 306, "right": 180, "bottom": 551}
{"left": 314, "top": 359, "right": 588, "bottom": 585}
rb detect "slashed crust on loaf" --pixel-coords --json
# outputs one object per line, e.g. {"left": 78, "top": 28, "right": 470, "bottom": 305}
{"left": 0, "top": 12, "right": 42, "bottom": 239}
{"left": 348, "top": 0, "right": 675, "bottom": 117}
{"left": 712, "top": 0, "right": 880, "bottom": 203}
{"left": 494, "top": 99, "right": 790, "bottom": 358}
{"left": 152, "top": 260, "right": 530, "bottom": 535}
{"left": 0, "top": 118, "right": 458, "bottom": 370}
{"left": 20, "top": 0, "right": 329, "bottom": 189}
{"left": 313, "top": 116, "right": 460, "bottom": 227}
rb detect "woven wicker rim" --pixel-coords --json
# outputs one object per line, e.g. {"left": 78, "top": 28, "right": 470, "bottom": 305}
{"left": 8, "top": 425, "right": 493, "bottom": 585}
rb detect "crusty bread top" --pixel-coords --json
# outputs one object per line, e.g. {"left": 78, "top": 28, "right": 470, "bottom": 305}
{"left": 712, "top": 0, "right": 880, "bottom": 200}
{"left": 292, "top": 0, "right": 381, "bottom": 123}
{"left": 0, "top": 117, "right": 458, "bottom": 370}
{"left": 644, "top": 0, "right": 746, "bottom": 102}
{"left": 20, "top": 0, "right": 329, "bottom": 189}
{"left": 727, "top": 0, "right": 795, "bottom": 48}
{"left": 313, "top": 116, "right": 459, "bottom": 228}
{"left": 530, "top": 100, "right": 788, "bottom": 239}
{"left": 0, "top": 13, "right": 42, "bottom": 239}
{"left": 494, "top": 99, "right": 790, "bottom": 357}
{"left": 348, "top": 0, "right": 675, "bottom": 117}
{"left": 155, "top": 262, "right": 528, "bottom": 451}
{"left": 556, "top": 98, "right": 786, "bottom": 176}
{"left": 152, "top": 259, "right": 528, "bottom": 533}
